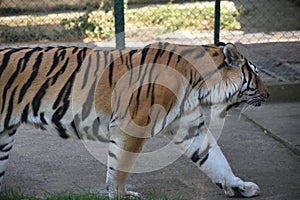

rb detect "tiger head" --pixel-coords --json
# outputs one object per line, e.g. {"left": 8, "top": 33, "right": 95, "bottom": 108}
{"left": 221, "top": 43, "right": 269, "bottom": 108}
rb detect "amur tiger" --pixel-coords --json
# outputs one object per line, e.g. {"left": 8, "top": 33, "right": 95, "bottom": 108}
{"left": 0, "top": 42, "right": 269, "bottom": 199}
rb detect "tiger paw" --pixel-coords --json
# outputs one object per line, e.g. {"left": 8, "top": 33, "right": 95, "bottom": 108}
{"left": 220, "top": 178, "right": 260, "bottom": 198}
{"left": 126, "top": 191, "right": 140, "bottom": 199}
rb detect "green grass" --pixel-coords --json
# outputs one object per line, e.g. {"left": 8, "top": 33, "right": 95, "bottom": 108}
{"left": 0, "top": 2, "right": 240, "bottom": 43}
{"left": 0, "top": 191, "right": 108, "bottom": 200}
{"left": 0, "top": 190, "right": 171, "bottom": 200}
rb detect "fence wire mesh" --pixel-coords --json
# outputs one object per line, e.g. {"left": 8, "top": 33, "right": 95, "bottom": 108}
{"left": 0, "top": 0, "right": 299, "bottom": 82}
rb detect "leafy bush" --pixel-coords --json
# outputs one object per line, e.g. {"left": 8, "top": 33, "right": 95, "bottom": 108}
{"left": 61, "top": 11, "right": 114, "bottom": 39}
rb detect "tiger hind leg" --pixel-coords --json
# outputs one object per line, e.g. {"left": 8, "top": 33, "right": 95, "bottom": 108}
{"left": 0, "top": 128, "right": 17, "bottom": 191}
{"left": 106, "top": 126, "right": 146, "bottom": 199}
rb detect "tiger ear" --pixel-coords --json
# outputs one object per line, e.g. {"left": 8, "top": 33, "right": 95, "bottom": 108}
{"left": 223, "top": 43, "right": 243, "bottom": 67}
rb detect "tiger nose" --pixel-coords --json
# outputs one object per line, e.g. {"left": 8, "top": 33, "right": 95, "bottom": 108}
{"left": 261, "top": 91, "right": 270, "bottom": 99}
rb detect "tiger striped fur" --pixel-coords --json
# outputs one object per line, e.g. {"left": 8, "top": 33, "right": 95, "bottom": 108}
{"left": 0, "top": 42, "right": 268, "bottom": 198}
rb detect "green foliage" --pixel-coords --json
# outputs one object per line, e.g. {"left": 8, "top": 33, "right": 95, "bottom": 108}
{"left": 125, "top": 3, "right": 240, "bottom": 32}
{"left": 61, "top": 11, "right": 114, "bottom": 39}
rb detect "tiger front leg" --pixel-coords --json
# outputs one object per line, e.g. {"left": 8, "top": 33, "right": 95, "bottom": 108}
{"left": 199, "top": 142, "right": 260, "bottom": 197}
{"left": 172, "top": 125, "right": 260, "bottom": 198}
{"left": 106, "top": 126, "right": 146, "bottom": 199}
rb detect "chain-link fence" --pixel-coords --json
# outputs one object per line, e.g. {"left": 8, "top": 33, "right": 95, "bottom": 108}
{"left": 0, "top": 0, "right": 299, "bottom": 82}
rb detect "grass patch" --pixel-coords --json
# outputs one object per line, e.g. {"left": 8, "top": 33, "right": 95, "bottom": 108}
{"left": 0, "top": 1, "right": 240, "bottom": 43}
{"left": 0, "top": 190, "right": 171, "bottom": 200}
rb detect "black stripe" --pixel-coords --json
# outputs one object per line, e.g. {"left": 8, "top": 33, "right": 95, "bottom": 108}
{"left": 160, "top": 42, "right": 170, "bottom": 57}
{"left": 212, "top": 52, "right": 219, "bottom": 57}
{"left": 150, "top": 109, "right": 161, "bottom": 137}
{"left": 180, "top": 47, "right": 198, "bottom": 57}
{"left": 152, "top": 43, "right": 162, "bottom": 62}
{"left": 46, "top": 48, "right": 66, "bottom": 76}
{"left": 32, "top": 78, "right": 51, "bottom": 116}
{"left": 108, "top": 54, "right": 114, "bottom": 87}
{"left": 40, "top": 113, "right": 48, "bottom": 124}
{"left": 128, "top": 50, "right": 138, "bottom": 85}
{"left": 18, "top": 52, "right": 43, "bottom": 103}
{"left": 216, "top": 183, "right": 223, "bottom": 190}
{"left": 94, "top": 51, "right": 100, "bottom": 76}
{"left": 81, "top": 54, "right": 92, "bottom": 89}
{"left": 72, "top": 47, "right": 79, "bottom": 54}
{"left": 191, "top": 150, "right": 200, "bottom": 163}
{"left": 160, "top": 113, "right": 169, "bottom": 133}
{"left": 54, "top": 121, "right": 69, "bottom": 139}
{"left": 176, "top": 55, "right": 182, "bottom": 64}
{"left": 193, "top": 49, "right": 206, "bottom": 59}
{"left": 189, "top": 69, "right": 194, "bottom": 85}
{"left": 108, "top": 151, "right": 118, "bottom": 160}
{"left": 92, "top": 117, "right": 109, "bottom": 142}
{"left": 77, "top": 48, "right": 88, "bottom": 67}
{"left": 114, "top": 95, "right": 121, "bottom": 115}
{"left": 246, "top": 70, "right": 253, "bottom": 90}
{"left": 121, "top": 94, "right": 133, "bottom": 119}
{"left": 0, "top": 171, "right": 5, "bottom": 177}
{"left": 82, "top": 79, "right": 97, "bottom": 121}
{"left": 8, "top": 130, "right": 16, "bottom": 137}
{"left": 20, "top": 48, "right": 42, "bottom": 72}
{"left": 71, "top": 114, "right": 81, "bottom": 139}
{"left": 71, "top": 121, "right": 81, "bottom": 139}
{"left": 110, "top": 140, "right": 116, "bottom": 144}
{"left": 44, "top": 46, "right": 55, "bottom": 52}
{"left": 0, "top": 48, "right": 24, "bottom": 78}
{"left": 146, "top": 48, "right": 162, "bottom": 97}
{"left": 0, "top": 143, "right": 12, "bottom": 153}
{"left": 146, "top": 83, "right": 152, "bottom": 99}
{"left": 51, "top": 58, "right": 70, "bottom": 85}
{"left": 148, "top": 78, "right": 158, "bottom": 113}
{"left": 125, "top": 56, "right": 130, "bottom": 70}
{"left": 52, "top": 73, "right": 74, "bottom": 110}
{"left": 52, "top": 106, "right": 69, "bottom": 139}
{"left": 21, "top": 104, "right": 29, "bottom": 123}
{"left": 118, "top": 49, "right": 124, "bottom": 64}
{"left": 4, "top": 87, "right": 17, "bottom": 129}
{"left": 199, "top": 153, "right": 209, "bottom": 166}
{"left": 129, "top": 49, "right": 137, "bottom": 69}
{"left": 1, "top": 56, "right": 23, "bottom": 114}
{"left": 140, "top": 46, "right": 150, "bottom": 66}
{"left": 103, "top": 51, "right": 109, "bottom": 68}
{"left": 0, "top": 155, "right": 9, "bottom": 161}
{"left": 166, "top": 51, "right": 174, "bottom": 66}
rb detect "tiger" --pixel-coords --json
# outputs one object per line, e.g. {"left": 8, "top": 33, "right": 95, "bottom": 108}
{"left": 0, "top": 42, "right": 269, "bottom": 199}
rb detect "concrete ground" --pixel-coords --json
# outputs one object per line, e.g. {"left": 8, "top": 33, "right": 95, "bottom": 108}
{"left": 2, "top": 101, "right": 300, "bottom": 199}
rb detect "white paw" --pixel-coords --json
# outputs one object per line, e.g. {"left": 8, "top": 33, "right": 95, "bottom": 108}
{"left": 239, "top": 182, "right": 260, "bottom": 197}
{"left": 223, "top": 178, "right": 260, "bottom": 198}
{"left": 126, "top": 191, "right": 140, "bottom": 199}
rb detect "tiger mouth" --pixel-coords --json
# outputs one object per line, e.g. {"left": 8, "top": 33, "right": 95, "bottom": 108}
{"left": 226, "top": 98, "right": 264, "bottom": 112}
{"left": 246, "top": 98, "right": 265, "bottom": 107}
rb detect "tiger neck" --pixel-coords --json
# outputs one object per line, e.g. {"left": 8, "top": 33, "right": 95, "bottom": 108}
{"left": 197, "top": 77, "right": 241, "bottom": 105}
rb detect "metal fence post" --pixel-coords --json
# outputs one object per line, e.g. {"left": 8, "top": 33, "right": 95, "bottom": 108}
{"left": 214, "top": 0, "right": 221, "bottom": 45}
{"left": 114, "top": 0, "right": 125, "bottom": 49}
